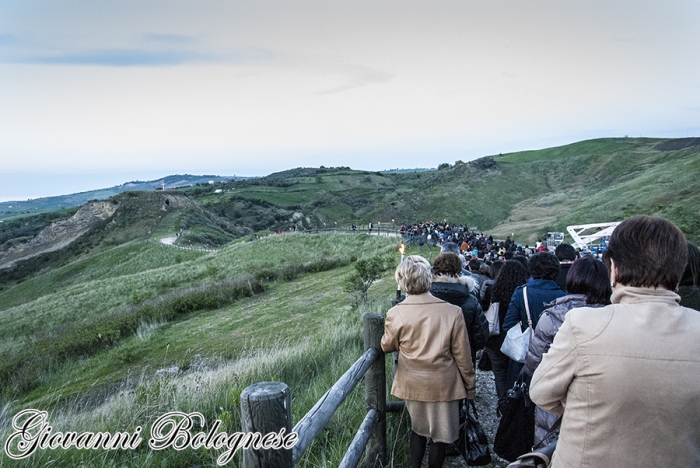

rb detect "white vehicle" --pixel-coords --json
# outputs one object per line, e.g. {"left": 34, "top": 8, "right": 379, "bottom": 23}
{"left": 566, "top": 222, "right": 621, "bottom": 251}
{"left": 544, "top": 232, "right": 565, "bottom": 251}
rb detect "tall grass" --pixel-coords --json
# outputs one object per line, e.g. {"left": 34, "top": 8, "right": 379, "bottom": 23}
{"left": 0, "top": 232, "right": 409, "bottom": 467}
{"left": 0, "top": 233, "right": 396, "bottom": 358}
{"left": 0, "top": 309, "right": 407, "bottom": 468}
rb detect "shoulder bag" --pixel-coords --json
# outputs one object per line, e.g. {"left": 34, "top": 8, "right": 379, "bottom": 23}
{"left": 457, "top": 399, "right": 492, "bottom": 466}
{"left": 493, "top": 374, "right": 535, "bottom": 462}
{"left": 500, "top": 286, "right": 533, "bottom": 363}
{"left": 485, "top": 301, "right": 501, "bottom": 336}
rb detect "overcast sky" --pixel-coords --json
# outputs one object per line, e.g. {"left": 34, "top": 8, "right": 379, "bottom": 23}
{"left": 1, "top": 1, "right": 699, "bottom": 201}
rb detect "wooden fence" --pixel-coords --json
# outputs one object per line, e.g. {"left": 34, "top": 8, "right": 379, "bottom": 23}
{"left": 239, "top": 314, "right": 403, "bottom": 468}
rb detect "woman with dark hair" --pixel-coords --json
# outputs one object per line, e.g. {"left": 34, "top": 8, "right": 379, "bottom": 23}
{"left": 679, "top": 241, "right": 700, "bottom": 311}
{"left": 502, "top": 252, "right": 566, "bottom": 388}
{"left": 483, "top": 260, "right": 529, "bottom": 405}
{"left": 523, "top": 256, "right": 612, "bottom": 448}
{"left": 430, "top": 253, "right": 489, "bottom": 364}
{"left": 479, "top": 260, "right": 504, "bottom": 311}
{"left": 530, "top": 216, "right": 700, "bottom": 467}
{"left": 381, "top": 255, "right": 475, "bottom": 468}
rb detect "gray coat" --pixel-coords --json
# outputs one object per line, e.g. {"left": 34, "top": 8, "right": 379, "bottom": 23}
{"left": 524, "top": 294, "right": 596, "bottom": 448}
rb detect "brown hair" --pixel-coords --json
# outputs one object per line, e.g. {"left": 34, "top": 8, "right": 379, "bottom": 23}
{"left": 433, "top": 253, "right": 462, "bottom": 277}
{"left": 603, "top": 216, "right": 687, "bottom": 290}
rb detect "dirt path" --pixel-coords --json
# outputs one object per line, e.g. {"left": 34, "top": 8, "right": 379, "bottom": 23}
{"left": 159, "top": 236, "right": 177, "bottom": 245}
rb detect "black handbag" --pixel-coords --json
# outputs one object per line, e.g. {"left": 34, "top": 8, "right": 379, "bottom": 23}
{"left": 493, "top": 376, "right": 535, "bottom": 462}
{"left": 477, "top": 349, "right": 492, "bottom": 371}
{"left": 457, "top": 400, "right": 492, "bottom": 466}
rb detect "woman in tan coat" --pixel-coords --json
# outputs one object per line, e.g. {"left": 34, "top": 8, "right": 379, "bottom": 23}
{"left": 530, "top": 216, "right": 700, "bottom": 467}
{"left": 381, "top": 255, "right": 475, "bottom": 468}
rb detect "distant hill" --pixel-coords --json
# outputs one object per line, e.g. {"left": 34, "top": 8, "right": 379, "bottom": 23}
{"left": 1, "top": 136, "right": 699, "bottom": 286}
{"left": 189, "top": 137, "right": 700, "bottom": 244}
{"left": 0, "top": 174, "right": 237, "bottom": 220}
{"left": 0, "top": 191, "right": 248, "bottom": 286}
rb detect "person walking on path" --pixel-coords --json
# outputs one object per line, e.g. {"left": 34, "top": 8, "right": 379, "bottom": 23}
{"left": 523, "top": 256, "right": 611, "bottom": 448}
{"left": 530, "top": 216, "right": 700, "bottom": 467}
{"left": 502, "top": 252, "right": 566, "bottom": 389}
{"left": 382, "top": 255, "right": 475, "bottom": 468}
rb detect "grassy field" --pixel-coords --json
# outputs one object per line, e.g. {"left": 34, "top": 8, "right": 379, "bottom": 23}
{"left": 0, "top": 231, "right": 419, "bottom": 467}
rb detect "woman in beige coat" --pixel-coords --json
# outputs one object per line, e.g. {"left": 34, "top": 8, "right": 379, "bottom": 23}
{"left": 381, "top": 255, "right": 475, "bottom": 468}
{"left": 530, "top": 216, "right": 700, "bottom": 467}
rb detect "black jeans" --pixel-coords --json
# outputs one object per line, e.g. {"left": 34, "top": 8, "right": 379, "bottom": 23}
{"left": 485, "top": 345, "right": 511, "bottom": 405}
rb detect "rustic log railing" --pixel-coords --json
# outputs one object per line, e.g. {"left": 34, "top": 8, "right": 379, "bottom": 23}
{"left": 239, "top": 314, "right": 403, "bottom": 468}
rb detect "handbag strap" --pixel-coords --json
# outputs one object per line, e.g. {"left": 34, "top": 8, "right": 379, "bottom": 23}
{"left": 523, "top": 286, "right": 533, "bottom": 329}
{"left": 468, "top": 399, "right": 479, "bottom": 420}
{"left": 532, "top": 416, "right": 562, "bottom": 450}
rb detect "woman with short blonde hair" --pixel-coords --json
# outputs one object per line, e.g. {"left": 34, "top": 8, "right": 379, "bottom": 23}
{"left": 382, "top": 255, "right": 475, "bottom": 468}
{"left": 395, "top": 255, "right": 432, "bottom": 295}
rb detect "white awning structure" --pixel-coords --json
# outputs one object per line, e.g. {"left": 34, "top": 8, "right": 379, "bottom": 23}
{"left": 566, "top": 222, "right": 621, "bottom": 250}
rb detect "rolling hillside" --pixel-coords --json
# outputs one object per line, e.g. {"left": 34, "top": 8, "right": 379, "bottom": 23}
{"left": 2, "top": 136, "right": 699, "bottom": 290}
{"left": 0, "top": 174, "right": 236, "bottom": 220}
{"left": 1, "top": 136, "right": 698, "bottom": 467}
{"left": 191, "top": 137, "right": 700, "bottom": 243}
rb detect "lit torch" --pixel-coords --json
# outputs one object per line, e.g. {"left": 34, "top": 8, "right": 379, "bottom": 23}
{"left": 397, "top": 243, "right": 406, "bottom": 298}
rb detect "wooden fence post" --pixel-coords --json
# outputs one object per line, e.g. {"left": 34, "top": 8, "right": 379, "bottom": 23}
{"left": 240, "top": 382, "right": 293, "bottom": 468}
{"left": 363, "top": 314, "right": 386, "bottom": 468}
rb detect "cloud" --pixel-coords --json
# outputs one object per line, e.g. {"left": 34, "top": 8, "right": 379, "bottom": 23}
{"left": 1, "top": 46, "right": 277, "bottom": 67}
{"left": 142, "top": 33, "right": 197, "bottom": 44}
{"left": 0, "top": 34, "right": 18, "bottom": 45}
{"left": 16, "top": 49, "right": 218, "bottom": 66}
{"left": 312, "top": 65, "right": 394, "bottom": 95}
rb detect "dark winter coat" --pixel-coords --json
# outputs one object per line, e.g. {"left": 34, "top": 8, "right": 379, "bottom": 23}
{"left": 554, "top": 262, "right": 573, "bottom": 292}
{"left": 502, "top": 279, "right": 567, "bottom": 333}
{"left": 679, "top": 285, "right": 700, "bottom": 311}
{"left": 430, "top": 274, "right": 489, "bottom": 364}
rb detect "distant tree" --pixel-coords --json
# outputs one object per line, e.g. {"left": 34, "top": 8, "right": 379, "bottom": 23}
{"left": 438, "top": 163, "right": 450, "bottom": 170}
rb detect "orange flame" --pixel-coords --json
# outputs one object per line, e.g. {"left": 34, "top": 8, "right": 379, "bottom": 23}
{"left": 399, "top": 243, "right": 406, "bottom": 255}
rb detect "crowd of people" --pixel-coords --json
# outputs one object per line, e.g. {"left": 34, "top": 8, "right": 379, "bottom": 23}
{"left": 381, "top": 216, "right": 700, "bottom": 468}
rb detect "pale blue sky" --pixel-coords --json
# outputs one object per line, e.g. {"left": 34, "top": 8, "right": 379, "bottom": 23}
{"left": 1, "top": 1, "right": 699, "bottom": 201}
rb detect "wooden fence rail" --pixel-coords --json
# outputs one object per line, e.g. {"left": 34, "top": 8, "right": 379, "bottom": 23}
{"left": 240, "top": 314, "right": 402, "bottom": 468}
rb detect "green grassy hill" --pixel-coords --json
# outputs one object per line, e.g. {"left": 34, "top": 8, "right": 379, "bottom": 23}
{"left": 0, "top": 232, "right": 406, "bottom": 467}
{"left": 188, "top": 137, "right": 700, "bottom": 243}
{"left": 1, "top": 136, "right": 698, "bottom": 467}
{"left": 0, "top": 174, "right": 235, "bottom": 220}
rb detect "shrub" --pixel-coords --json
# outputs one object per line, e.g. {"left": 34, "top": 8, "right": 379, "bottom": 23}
{"left": 343, "top": 256, "right": 391, "bottom": 303}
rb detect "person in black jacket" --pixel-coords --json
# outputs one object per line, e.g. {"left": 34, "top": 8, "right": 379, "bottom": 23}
{"left": 430, "top": 252, "right": 489, "bottom": 364}
{"left": 554, "top": 243, "right": 577, "bottom": 292}
{"left": 679, "top": 241, "right": 700, "bottom": 311}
